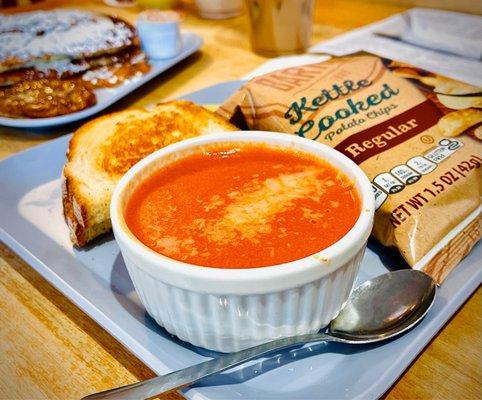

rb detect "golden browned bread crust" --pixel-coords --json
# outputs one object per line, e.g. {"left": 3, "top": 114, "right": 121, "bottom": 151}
{"left": 62, "top": 100, "right": 238, "bottom": 247}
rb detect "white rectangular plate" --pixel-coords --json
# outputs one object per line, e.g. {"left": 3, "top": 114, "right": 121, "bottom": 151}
{"left": 0, "top": 81, "right": 481, "bottom": 400}
{"left": 0, "top": 32, "right": 202, "bottom": 129}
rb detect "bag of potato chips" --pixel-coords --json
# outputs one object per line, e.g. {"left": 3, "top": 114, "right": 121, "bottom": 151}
{"left": 217, "top": 53, "right": 481, "bottom": 283}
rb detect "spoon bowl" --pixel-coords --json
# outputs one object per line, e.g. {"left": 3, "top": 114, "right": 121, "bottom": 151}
{"left": 83, "top": 269, "right": 437, "bottom": 400}
{"left": 330, "top": 269, "right": 437, "bottom": 342}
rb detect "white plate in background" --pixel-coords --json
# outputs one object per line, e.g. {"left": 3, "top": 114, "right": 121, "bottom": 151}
{"left": 0, "top": 32, "right": 202, "bottom": 129}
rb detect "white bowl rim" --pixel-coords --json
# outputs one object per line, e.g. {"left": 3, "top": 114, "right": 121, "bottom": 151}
{"left": 111, "top": 131, "right": 375, "bottom": 294}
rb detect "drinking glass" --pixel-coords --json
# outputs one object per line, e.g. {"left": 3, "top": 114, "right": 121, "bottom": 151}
{"left": 246, "top": 0, "right": 315, "bottom": 56}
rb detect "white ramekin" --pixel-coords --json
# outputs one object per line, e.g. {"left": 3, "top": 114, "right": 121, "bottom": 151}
{"left": 111, "top": 131, "right": 374, "bottom": 352}
{"left": 136, "top": 11, "right": 181, "bottom": 59}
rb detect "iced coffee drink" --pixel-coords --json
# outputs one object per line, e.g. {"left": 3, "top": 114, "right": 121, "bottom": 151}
{"left": 246, "top": 0, "right": 315, "bottom": 56}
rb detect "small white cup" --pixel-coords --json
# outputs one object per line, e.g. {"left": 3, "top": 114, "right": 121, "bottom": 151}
{"left": 137, "top": 11, "right": 182, "bottom": 59}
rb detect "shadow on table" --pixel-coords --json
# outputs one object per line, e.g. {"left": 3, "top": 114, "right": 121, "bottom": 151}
{"left": 367, "top": 237, "right": 410, "bottom": 272}
{"left": 190, "top": 339, "right": 388, "bottom": 389}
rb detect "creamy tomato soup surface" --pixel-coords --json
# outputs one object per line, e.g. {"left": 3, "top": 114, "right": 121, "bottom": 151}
{"left": 125, "top": 143, "right": 361, "bottom": 268}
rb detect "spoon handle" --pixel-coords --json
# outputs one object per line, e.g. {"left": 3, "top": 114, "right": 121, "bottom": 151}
{"left": 82, "top": 332, "right": 335, "bottom": 400}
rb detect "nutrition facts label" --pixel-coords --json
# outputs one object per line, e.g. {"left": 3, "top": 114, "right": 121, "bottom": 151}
{"left": 373, "top": 173, "right": 404, "bottom": 194}
{"left": 390, "top": 164, "right": 421, "bottom": 185}
{"left": 372, "top": 184, "right": 388, "bottom": 210}
{"left": 406, "top": 156, "right": 437, "bottom": 174}
{"left": 371, "top": 138, "right": 463, "bottom": 209}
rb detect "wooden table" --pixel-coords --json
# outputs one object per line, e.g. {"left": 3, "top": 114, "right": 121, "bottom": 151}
{"left": 0, "top": 1, "right": 481, "bottom": 399}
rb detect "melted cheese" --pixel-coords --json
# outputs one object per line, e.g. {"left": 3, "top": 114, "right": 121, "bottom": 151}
{"left": 154, "top": 168, "right": 327, "bottom": 259}
{"left": 198, "top": 168, "right": 325, "bottom": 245}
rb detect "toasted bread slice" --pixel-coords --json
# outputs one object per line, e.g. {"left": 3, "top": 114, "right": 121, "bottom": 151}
{"left": 62, "top": 100, "right": 238, "bottom": 246}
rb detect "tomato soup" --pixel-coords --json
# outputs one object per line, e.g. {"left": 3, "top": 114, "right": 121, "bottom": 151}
{"left": 125, "top": 144, "right": 361, "bottom": 268}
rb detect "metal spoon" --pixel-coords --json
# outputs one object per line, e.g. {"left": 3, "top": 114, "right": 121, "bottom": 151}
{"left": 83, "top": 269, "right": 436, "bottom": 400}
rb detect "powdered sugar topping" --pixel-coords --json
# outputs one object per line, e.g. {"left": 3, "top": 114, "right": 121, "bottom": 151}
{"left": 0, "top": 10, "right": 134, "bottom": 69}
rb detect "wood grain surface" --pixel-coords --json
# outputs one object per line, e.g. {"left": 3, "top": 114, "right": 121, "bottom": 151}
{"left": 0, "top": 1, "right": 481, "bottom": 399}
